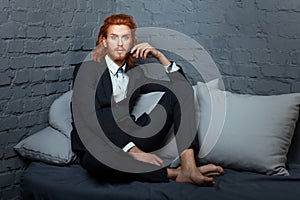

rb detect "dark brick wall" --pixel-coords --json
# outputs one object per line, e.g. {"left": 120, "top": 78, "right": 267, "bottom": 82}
{"left": 0, "top": 0, "right": 116, "bottom": 199}
{"left": 117, "top": 0, "right": 300, "bottom": 94}
{"left": 0, "top": 0, "right": 299, "bottom": 199}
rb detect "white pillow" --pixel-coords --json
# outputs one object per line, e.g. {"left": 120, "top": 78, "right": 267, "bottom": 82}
{"left": 14, "top": 127, "right": 77, "bottom": 165}
{"left": 49, "top": 90, "right": 73, "bottom": 138}
{"left": 195, "top": 85, "right": 300, "bottom": 176}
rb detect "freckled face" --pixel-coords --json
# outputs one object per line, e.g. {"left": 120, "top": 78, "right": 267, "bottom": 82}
{"left": 103, "top": 25, "right": 134, "bottom": 66}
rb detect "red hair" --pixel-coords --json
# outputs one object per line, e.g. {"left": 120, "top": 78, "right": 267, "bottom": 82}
{"left": 93, "top": 14, "right": 137, "bottom": 68}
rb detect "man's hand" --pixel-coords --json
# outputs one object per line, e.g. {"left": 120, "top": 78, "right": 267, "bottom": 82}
{"left": 130, "top": 43, "right": 171, "bottom": 66}
{"left": 128, "top": 146, "right": 164, "bottom": 167}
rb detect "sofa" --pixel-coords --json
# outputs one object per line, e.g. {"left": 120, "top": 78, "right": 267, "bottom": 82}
{"left": 15, "top": 79, "right": 300, "bottom": 200}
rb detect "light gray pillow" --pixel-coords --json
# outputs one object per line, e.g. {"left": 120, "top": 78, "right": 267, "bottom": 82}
{"left": 49, "top": 90, "right": 73, "bottom": 138}
{"left": 196, "top": 86, "right": 300, "bottom": 176}
{"left": 14, "top": 127, "right": 77, "bottom": 165}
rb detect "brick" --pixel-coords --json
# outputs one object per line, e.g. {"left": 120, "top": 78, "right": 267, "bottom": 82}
{"left": 27, "top": 11, "right": 45, "bottom": 25}
{"left": 8, "top": 40, "right": 24, "bottom": 53}
{"left": 64, "top": 0, "right": 77, "bottom": 11}
{"left": 83, "top": 38, "right": 95, "bottom": 50}
{"left": 45, "top": 69, "right": 59, "bottom": 81}
{"left": 7, "top": 99, "right": 23, "bottom": 114}
{"left": 94, "top": 0, "right": 113, "bottom": 13}
{"left": 35, "top": 53, "right": 64, "bottom": 67}
{"left": 0, "top": 0, "right": 9, "bottom": 7}
{"left": 30, "top": 68, "right": 45, "bottom": 83}
{"left": 0, "top": 87, "right": 12, "bottom": 100}
{"left": 0, "top": 40, "right": 8, "bottom": 56}
{"left": 250, "top": 79, "right": 290, "bottom": 94}
{"left": 228, "top": 37, "right": 268, "bottom": 49}
{"left": 0, "top": 116, "right": 18, "bottom": 131}
{"left": 249, "top": 49, "right": 270, "bottom": 64}
{"left": 23, "top": 96, "right": 42, "bottom": 112}
{"left": 256, "top": 0, "right": 277, "bottom": 11}
{"left": 31, "top": 83, "right": 46, "bottom": 96}
{"left": 45, "top": 10, "right": 63, "bottom": 26}
{"left": 11, "top": 10, "right": 27, "bottom": 23}
{"left": 77, "top": 0, "right": 87, "bottom": 10}
{"left": 268, "top": 38, "right": 300, "bottom": 50}
{"left": 37, "top": 111, "right": 48, "bottom": 124}
{"left": 261, "top": 65, "right": 287, "bottom": 78}
{"left": 286, "top": 67, "right": 300, "bottom": 79}
{"left": 14, "top": 70, "right": 30, "bottom": 84}
{"left": 278, "top": 23, "right": 300, "bottom": 39}
{"left": 290, "top": 51, "right": 300, "bottom": 65}
{"left": 0, "top": 144, "right": 4, "bottom": 158}
{"left": 8, "top": 128, "right": 28, "bottom": 144}
{"left": 56, "top": 39, "right": 70, "bottom": 52}
{"left": 0, "top": 10, "right": 8, "bottom": 25}
{"left": 0, "top": 21, "right": 26, "bottom": 39}
{"left": 42, "top": 93, "right": 60, "bottom": 108}
{"left": 25, "top": 40, "right": 41, "bottom": 54}
{"left": 231, "top": 50, "right": 251, "bottom": 64}
{"left": 230, "top": 77, "right": 250, "bottom": 93}
{"left": 231, "top": 63, "right": 260, "bottom": 78}
{"left": 45, "top": 26, "right": 73, "bottom": 38}
{"left": 65, "top": 51, "right": 88, "bottom": 65}
{"left": 11, "top": 0, "right": 37, "bottom": 9}
{"left": 0, "top": 71, "right": 12, "bottom": 86}
{"left": 276, "top": 0, "right": 300, "bottom": 10}
{"left": 4, "top": 145, "right": 18, "bottom": 159}
{"left": 60, "top": 67, "right": 73, "bottom": 81}
{"left": 62, "top": 12, "right": 73, "bottom": 24}
{"left": 18, "top": 113, "right": 38, "bottom": 128}
{"left": 40, "top": 39, "right": 57, "bottom": 53}
{"left": 269, "top": 50, "right": 290, "bottom": 65}
{"left": 0, "top": 157, "right": 25, "bottom": 173}
{"left": 10, "top": 56, "right": 34, "bottom": 69}
{"left": 72, "top": 12, "right": 86, "bottom": 25}
{"left": 86, "top": 13, "right": 98, "bottom": 23}
{"left": 27, "top": 26, "right": 46, "bottom": 38}
{"left": 0, "top": 173, "right": 15, "bottom": 187}
{"left": 10, "top": 87, "right": 30, "bottom": 100}
{"left": 0, "top": 100, "right": 7, "bottom": 115}
{"left": 0, "top": 57, "right": 9, "bottom": 72}
{"left": 27, "top": 124, "right": 47, "bottom": 135}
{"left": 292, "top": 82, "right": 300, "bottom": 93}
{"left": 46, "top": 81, "right": 69, "bottom": 95}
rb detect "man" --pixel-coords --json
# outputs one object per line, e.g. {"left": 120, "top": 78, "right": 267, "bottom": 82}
{"left": 71, "top": 13, "right": 223, "bottom": 186}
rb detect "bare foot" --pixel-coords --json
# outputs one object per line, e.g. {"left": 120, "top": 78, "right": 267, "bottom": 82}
{"left": 198, "top": 164, "right": 224, "bottom": 177}
{"left": 175, "top": 167, "right": 215, "bottom": 186}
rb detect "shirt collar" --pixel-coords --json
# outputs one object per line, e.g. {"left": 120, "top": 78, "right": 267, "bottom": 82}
{"left": 105, "top": 55, "right": 126, "bottom": 76}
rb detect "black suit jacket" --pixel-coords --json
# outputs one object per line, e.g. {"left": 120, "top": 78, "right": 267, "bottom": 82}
{"left": 71, "top": 59, "right": 188, "bottom": 159}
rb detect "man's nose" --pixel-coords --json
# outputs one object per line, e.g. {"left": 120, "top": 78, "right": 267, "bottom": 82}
{"left": 118, "top": 38, "right": 123, "bottom": 46}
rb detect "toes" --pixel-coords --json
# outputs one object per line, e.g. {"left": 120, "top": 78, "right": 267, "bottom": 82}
{"left": 199, "top": 164, "right": 224, "bottom": 175}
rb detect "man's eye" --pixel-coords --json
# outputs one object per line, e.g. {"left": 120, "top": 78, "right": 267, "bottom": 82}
{"left": 111, "top": 36, "right": 117, "bottom": 40}
{"left": 123, "top": 36, "right": 129, "bottom": 40}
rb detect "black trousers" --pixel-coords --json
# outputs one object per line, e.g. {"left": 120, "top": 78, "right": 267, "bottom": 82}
{"left": 74, "top": 85, "right": 199, "bottom": 183}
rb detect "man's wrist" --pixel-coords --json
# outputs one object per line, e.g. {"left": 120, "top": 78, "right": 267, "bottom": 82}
{"left": 128, "top": 146, "right": 143, "bottom": 153}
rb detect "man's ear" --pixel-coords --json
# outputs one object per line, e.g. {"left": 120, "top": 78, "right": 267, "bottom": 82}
{"left": 103, "top": 38, "right": 107, "bottom": 48}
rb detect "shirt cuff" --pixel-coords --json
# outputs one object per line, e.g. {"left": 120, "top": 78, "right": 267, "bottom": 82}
{"left": 122, "top": 142, "right": 136, "bottom": 152}
{"left": 164, "top": 61, "right": 180, "bottom": 73}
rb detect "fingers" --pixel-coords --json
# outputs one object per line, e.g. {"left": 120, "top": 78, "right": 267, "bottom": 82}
{"left": 152, "top": 154, "right": 164, "bottom": 166}
{"left": 129, "top": 152, "right": 164, "bottom": 167}
{"left": 130, "top": 43, "right": 158, "bottom": 59}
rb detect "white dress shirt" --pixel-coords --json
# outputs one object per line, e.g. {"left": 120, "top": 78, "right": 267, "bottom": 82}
{"left": 104, "top": 55, "right": 180, "bottom": 152}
